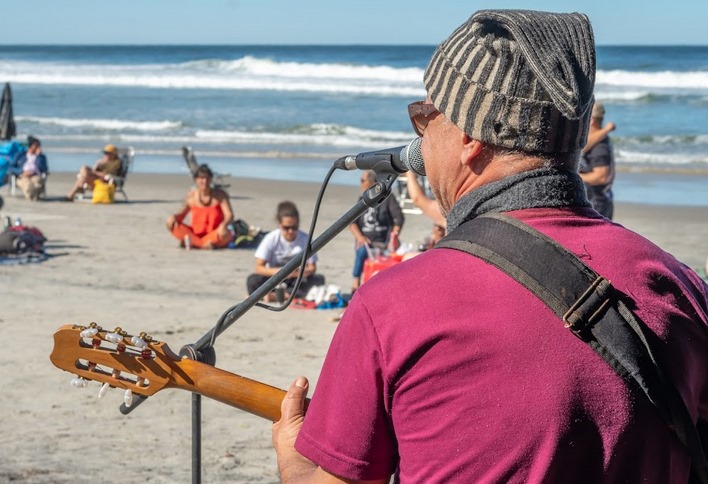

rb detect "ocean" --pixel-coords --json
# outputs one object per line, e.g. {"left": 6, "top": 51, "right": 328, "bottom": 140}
{"left": 0, "top": 45, "right": 706, "bottom": 205}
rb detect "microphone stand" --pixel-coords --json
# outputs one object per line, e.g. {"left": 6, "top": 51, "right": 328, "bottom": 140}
{"left": 134, "top": 169, "right": 399, "bottom": 484}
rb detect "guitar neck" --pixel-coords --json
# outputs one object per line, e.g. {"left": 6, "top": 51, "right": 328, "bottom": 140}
{"left": 174, "top": 358, "right": 286, "bottom": 421}
{"left": 49, "top": 324, "right": 296, "bottom": 421}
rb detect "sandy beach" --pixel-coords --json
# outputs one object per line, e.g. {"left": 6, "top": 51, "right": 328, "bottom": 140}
{"left": 1, "top": 171, "right": 707, "bottom": 483}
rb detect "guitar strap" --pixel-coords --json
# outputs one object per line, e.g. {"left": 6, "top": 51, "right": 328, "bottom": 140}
{"left": 436, "top": 212, "right": 708, "bottom": 483}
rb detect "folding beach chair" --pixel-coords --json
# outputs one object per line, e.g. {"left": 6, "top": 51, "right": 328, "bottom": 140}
{"left": 182, "top": 146, "right": 229, "bottom": 189}
{"left": 113, "top": 146, "right": 135, "bottom": 200}
{"left": 77, "top": 146, "right": 135, "bottom": 202}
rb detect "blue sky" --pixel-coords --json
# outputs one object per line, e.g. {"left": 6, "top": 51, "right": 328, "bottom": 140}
{"left": 1, "top": 0, "right": 706, "bottom": 45}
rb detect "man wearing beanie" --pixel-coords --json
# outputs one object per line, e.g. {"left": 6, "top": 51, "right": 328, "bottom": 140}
{"left": 272, "top": 10, "right": 708, "bottom": 483}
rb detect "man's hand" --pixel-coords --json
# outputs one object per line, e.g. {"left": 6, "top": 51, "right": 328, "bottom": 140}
{"left": 355, "top": 234, "right": 370, "bottom": 249}
{"left": 272, "top": 377, "right": 390, "bottom": 483}
{"left": 272, "top": 377, "right": 314, "bottom": 481}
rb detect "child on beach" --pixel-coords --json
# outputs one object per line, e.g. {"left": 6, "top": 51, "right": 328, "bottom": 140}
{"left": 166, "top": 163, "right": 234, "bottom": 249}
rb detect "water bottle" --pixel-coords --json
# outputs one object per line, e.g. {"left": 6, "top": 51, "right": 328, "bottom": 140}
{"left": 275, "top": 283, "right": 286, "bottom": 304}
{"left": 184, "top": 235, "right": 191, "bottom": 250}
{"left": 3, "top": 216, "right": 11, "bottom": 230}
{"left": 14, "top": 216, "right": 22, "bottom": 227}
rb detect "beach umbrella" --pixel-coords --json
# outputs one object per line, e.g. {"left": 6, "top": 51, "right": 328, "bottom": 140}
{"left": 0, "top": 82, "right": 16, "bottom": 141}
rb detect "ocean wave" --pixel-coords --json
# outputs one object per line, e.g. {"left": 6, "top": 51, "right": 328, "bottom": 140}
{"left": 34, "top": 123, "right": 415, "bottom": 149}
{"left": 0, "top": 57, "right": 425, "bottom": 96}
{"left": 616, "top": 149, "right": 708, "bottom": 166}
{"left": 186, "top": 56, "right": 425, "bottom": 82}
{"left": 597, "top": 69, "right": 708, "bottom": 90}
{"left": 16, "top": 115, "right": 182, "bottom": 131}
{"left": 615, "top": 134, "right": 708, "bottom": 146}
{"left": 2, "top": 72, "right": 424, "bottom": 96}
{"left": 194, "top": 124, "right": 413, "bottom": 147}
{"left": 593, "top": 91, "right": 653, "bottom": 102}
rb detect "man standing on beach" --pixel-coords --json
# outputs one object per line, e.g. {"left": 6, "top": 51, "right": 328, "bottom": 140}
{"left": 272, "top": 9, "right": 708, "bottom": 483}
{"left": 580, "top": 102, "right": 616, "bottom": 219}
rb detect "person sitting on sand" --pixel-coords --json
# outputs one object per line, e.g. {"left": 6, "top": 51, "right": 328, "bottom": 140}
{"left": 166, "top": 164, "right": 234, "bottom": 249}
{"left": 12, "top": 135, "right": 48, "bottom": 201}
{"left": 66, "top": 144, "right": 123, "bottom": 200}
{"left": 246, "top": 201, "right": 325, "bottom": 302}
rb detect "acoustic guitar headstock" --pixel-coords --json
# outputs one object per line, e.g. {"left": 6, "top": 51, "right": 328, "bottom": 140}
{"left": 50, "top": 323, "right": 184, "bottom": 406}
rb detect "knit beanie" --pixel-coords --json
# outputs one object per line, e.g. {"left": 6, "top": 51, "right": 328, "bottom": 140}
{"left": 424, "top": 10, "right": 596, "bottom": 153}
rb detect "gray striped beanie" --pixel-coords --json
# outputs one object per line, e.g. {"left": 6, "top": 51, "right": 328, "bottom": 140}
{"left": 424, "top": 10, "right": 596, "bottom": 153}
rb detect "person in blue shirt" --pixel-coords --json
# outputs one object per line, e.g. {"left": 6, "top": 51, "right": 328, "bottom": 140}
{"left": 12, "top": 135, "right": 48, "bottom": 201}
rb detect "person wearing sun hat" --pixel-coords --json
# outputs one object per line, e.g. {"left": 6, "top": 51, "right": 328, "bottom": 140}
{"left": 66, "top": 143, "right": 123, "bottom": 201}
{"left": 270, "top": 9, "right": 708, "bottom": 483}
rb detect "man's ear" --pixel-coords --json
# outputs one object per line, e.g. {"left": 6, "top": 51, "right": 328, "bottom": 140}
{"left": 460, "top": 134, "right": 484, "bottom": 167}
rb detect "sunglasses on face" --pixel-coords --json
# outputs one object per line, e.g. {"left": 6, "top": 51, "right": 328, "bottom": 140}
{"left": 281, "top": 225, "right": 299, "bottom": 232}
{"left": 408, "top": 101, "right": 439, "bottom": 137}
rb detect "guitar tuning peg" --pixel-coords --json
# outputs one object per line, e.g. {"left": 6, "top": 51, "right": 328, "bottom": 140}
{"left": 105, "top": 332, "right": 124, "bottom": 344}
{"left": 98, "top": 382, "right": 110, "bottom": 399}
{"left": 80, "top": 327, "right": 99, "bottom": 338}
{"left": 71, "top": 376, "right": 88, "bottom": 388}
{"left": 130, "top": 335, "right": 147, "bottom": 349}
{"left": 124, "top": 389, "right": 134, "bottom": 407}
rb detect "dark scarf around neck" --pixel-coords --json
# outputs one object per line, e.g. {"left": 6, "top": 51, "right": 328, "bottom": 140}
{"left": 446, "top": 167, "right": 590, "bottom": 233}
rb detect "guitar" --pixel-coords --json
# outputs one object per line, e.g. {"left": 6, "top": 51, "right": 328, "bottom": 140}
{"left": 49, "top": 323, "right": 290, "bottom": 421}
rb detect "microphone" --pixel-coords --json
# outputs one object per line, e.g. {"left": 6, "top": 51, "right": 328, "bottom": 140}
{"left": 335, "top": 138, "right": 426, "bottom": 176}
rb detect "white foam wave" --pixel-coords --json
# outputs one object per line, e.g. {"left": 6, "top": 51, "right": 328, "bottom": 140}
{"left": 33, "top": 123, "right": 414, "bottom": 149}
{"left": 194, "top": 124, "right": 414, "bottom": 147}
{"left": 2, "top": 72, "right": 424, "bottom": 96}
{"left": 597, "top": 69, "right": 708, "bottom": 90}
{"left": 593, "top": 90, "right": 653, "bottom": 102}
{"left": 190, "top": 56, "right": 425, "bottom": 82}
{"left": 0, "top": 57, "right": 425, "bottom": 96}
{"left": 616, "top": 149, "right": 708, "bottom": 165}
{"left": 16, "top": 115, "right": 181, "bottom": 131}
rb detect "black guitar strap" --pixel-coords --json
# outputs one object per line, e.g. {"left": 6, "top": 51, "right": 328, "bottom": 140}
{"left": 436, "top": 212, "right": 708, "bottom": 483}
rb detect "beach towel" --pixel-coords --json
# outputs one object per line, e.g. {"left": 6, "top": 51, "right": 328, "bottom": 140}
{"left": 305, "top": 284, "right": 347, "bottom": 309}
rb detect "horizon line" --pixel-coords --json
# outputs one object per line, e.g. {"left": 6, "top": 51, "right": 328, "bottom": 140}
{"left": 2, "top": 42, "right": 707, "bottom": 48}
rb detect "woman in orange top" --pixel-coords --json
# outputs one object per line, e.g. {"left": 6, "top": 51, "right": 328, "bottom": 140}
{"left": 166, "top": 164, "right": 234, "bottom": 249}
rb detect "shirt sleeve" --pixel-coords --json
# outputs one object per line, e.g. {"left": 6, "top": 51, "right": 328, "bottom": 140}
{"left": 587, "top": 142, "right": 612, "bottom": 168}
{"left": 254, "top": 231, "right": 275, "bottom": 262}
{"left": 295, "top": 296, "right": 396, "bottom": 480}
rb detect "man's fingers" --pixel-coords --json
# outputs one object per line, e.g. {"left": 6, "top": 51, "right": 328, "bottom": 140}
{"left": 281, "top": 376, "right": 309, "bottom": 421}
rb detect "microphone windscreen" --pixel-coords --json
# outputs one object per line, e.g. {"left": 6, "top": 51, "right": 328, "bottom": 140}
{"left": 401, "top": 138, "right": 425, "bottom": 176}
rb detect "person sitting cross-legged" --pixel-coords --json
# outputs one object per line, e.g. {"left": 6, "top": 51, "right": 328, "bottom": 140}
{"left": 166, "top": 164, "right": 234, "bottom": 249}
{"left": 246, "top": 201, "right": 325, "bottom": 302}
